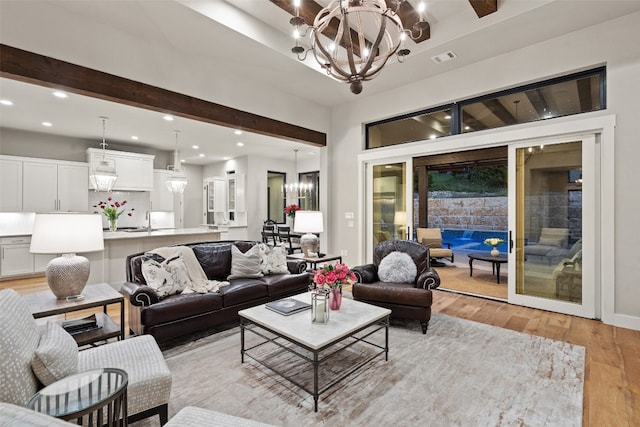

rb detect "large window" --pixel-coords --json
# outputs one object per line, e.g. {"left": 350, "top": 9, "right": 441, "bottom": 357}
{"left": 366, "top": 67, "right": 605, "bottom": 149}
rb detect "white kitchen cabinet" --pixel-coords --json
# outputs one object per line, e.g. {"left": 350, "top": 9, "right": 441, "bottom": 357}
{"left": 22, "top": 160, "right": 89, "bottom": 212}
{"left": 87, "top": 148, "right": 154, "bottom": 191}
{"left": 227, "top": 174, "right": 245, "bottom": 212}
{"left": 0, "top": 158, "right": 23, "bottom": 211}
{"left": 0, "top": 237, "right": 33, "bottom": 276}
{"left": 151, "top": 170, "right": 174, "bottom": 211}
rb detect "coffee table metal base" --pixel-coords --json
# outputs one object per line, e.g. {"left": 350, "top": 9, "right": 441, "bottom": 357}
{"left": 240, "top": 316, "right": 389, "bottom": 412}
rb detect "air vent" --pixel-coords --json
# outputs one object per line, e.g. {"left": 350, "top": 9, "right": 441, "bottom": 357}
{"left": 431, "top": 51, "right": 457, "bottom": 64}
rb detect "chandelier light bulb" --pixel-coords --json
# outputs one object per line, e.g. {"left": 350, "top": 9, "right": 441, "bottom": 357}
{"left": 293, "top": 28, "right": 300, "bottom": 39}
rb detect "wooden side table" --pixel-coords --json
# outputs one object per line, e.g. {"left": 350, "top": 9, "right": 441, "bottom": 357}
{"left": 28, "top": 368, "right": 128, "bottom": 426}
{"left": 22, "top": 283, "right": 125, "bottom": 346}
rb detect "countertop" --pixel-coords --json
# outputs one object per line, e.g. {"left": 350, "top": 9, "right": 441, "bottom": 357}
{"left": 103, "top": 228, "right": 221, "bottom": 240}
{"left": 0, "top": 228, "right": 221, "bottom": 240}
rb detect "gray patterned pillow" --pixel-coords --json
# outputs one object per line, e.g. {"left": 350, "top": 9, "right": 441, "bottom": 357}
{"left": 31, "top": 322, "right": 78, "bottom": 386}
{"left": 228, "top": 244, "right": 264, "bottom": 279}
{"left": 258, "top": 243, "right": 289, "bottom": 275}
{"left": 378, "top": 251, "right": 417, "bottom": 283}
{"left": 142, "top": 255, "right": 191, "bottom": 298}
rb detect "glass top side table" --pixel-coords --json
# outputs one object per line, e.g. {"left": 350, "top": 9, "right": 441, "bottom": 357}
{"left": 28, "top": 368, "right": 128, "bottom": 426}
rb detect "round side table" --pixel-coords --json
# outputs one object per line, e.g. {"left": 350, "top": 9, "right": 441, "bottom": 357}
{"left": 28, "top": 368, "right": 128, "bottom": 426}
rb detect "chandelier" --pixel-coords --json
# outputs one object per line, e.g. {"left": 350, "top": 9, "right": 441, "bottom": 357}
{"left": 283, "top": 149, "right": 313, "bottom": 199}
{"left": 290, "top": 0, "right": 428, "bottom": 94}
{"left": 166, "top": 130, "right": 188, "bottom": 193}
{"left": 89, "top": 116, "right": 118, "bottom": 192}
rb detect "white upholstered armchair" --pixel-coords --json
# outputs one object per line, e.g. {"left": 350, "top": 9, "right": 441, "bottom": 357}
{"left": 0, "top": 288, "right": 172, "bottom": 425}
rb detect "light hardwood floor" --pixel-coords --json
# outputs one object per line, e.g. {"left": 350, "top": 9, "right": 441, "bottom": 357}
{"left": 2, "top": 276, "right": 638, "bottom": 426}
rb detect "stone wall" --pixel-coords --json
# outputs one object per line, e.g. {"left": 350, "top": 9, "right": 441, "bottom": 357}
{"left": 419, "top": 196, "right": 508, "bottom": 231}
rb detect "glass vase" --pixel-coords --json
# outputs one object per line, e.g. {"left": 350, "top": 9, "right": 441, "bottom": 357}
{"left": 109, "top": 218, "right": 118, "bottom": 232}
{"left": 329, "top": 287, "right": 342, "bottom": 310}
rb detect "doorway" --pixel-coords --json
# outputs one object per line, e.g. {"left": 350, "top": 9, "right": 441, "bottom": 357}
{"left": 413, "top": 147, "right": 509, "bottom": 300}
{"left": 267, "top": 171, "right": 285, "bottom": 223}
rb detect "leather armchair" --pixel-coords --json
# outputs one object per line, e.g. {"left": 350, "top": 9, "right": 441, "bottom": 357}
{"left": 352, "top": 240, "right": 440, "bottom": 334}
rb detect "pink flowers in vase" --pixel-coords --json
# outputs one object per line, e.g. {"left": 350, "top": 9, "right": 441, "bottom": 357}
{"left": 312, "top": 262, "right": 356, "bottom": 290}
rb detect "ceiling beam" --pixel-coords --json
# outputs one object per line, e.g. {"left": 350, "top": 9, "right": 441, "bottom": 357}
{"left": 468, "top": 0, "right": 498, "bottom": 18}
{"left": 525, "top": 89, "right": 550, "bottom": 117}
{"left": 385, "top": 0, "right": 430, "bottom": 43}
{"left": 482, "top": 99, "right": 518, "bottom": 126}
{"left": 0, "top": 44, "right": 326, "bottom": 147}
{"left": 270, "top": 0, "right": 365, "bottom": 57}
{"left": 576, "top": 77, "right": 593, "bottom": 112}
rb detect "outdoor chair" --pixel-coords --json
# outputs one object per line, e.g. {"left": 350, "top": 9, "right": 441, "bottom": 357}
{"left": 416, "top": 227, "right": 454, "bottom": 265}
{"left": 525, "top": 227, "right": 569, "bottom": 264}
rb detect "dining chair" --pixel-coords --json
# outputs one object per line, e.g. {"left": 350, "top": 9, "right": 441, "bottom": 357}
{"left": 276, "top": 225, "right": 302, "bottom": 254}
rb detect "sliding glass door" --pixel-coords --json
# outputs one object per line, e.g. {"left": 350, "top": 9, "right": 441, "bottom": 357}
{"left": 365, "top": 160, "right": 410, "bottom": 260}
{"left": 508, "top": 136, "right": 597, "bottom": 318}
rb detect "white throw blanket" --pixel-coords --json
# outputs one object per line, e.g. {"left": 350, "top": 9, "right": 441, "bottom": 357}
{"left": 148, "top": 246, "right": 230, "bottom": 293}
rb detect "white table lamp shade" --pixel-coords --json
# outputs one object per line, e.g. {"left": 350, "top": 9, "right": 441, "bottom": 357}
{"left": 29, "top": 213, "right": 104, "bottom": 299}
{"left": 293, "top": 211, "right": 324, "bottom": 234}
{"left": 30, "top": 213, "right": 104, "bottom": 254}
{"left": 294, "top": 211, "right": 323, "bottom": 256}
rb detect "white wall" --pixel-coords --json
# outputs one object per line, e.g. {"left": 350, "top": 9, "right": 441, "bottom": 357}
{"left": 327, "top": 12, "right": 640, "bottom": 328}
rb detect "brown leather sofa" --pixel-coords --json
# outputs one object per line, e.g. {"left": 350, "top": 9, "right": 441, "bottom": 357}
{"left": 351, "top": 240, "right": 441, "bottom": 334}
{"left": 121, "top": 240, "right": 310, "bottom": 343}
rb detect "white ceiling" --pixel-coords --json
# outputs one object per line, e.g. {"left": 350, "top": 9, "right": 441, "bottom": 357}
{"left": 1, "top": 0, "right": 639, "bottom": 164}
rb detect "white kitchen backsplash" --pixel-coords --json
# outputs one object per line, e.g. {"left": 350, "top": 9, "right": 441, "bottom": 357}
{"left": 89, "top": 191, "right": 151, "bottom": 229}
{"left": 0, "top": 212, "right": 36, "bottom": 236}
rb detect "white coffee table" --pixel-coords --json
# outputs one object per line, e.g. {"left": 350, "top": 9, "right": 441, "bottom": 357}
{"left": 239, "top": 292, "right": 391, "bottom": 412}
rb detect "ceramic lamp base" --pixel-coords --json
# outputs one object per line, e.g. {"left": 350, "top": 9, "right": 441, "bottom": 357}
{"left": 300, "top": 233, "right": 319, "bottom": 257}
{"left": 46, "top": 254, "right": 90, "bottom": 299}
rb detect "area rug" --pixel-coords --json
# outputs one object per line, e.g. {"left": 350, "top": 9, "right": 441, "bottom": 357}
{"left": 138, "top": 313, "right": 585, "bottom": 427}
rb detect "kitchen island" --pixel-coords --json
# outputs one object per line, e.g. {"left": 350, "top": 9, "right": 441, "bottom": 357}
{"left": 89, "top": 228, "right": 221, "bottom": 288}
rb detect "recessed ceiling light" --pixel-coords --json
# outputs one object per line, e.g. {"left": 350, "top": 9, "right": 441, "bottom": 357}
{"left": 429, "top": 134, "right": 437, "bottom": 140}
{"left": 163, "top": 115, "right": 174, "bottom": 121}
{"left": 236, "top": 142, "right": 244, "bottom": 147}
{"left": 192, "top": 145, "right": 199, "bottom": 149}
{"left": 223, "top": 157, "right": 230, "bottom": 160}
{"left": 464, "top": 125, "right": 471, "bottom": 130}
{"left": 181, "top": 159, "right": 186, "bottom": 163}
{"left": 0, "top": 99, "right": 13, "bottom": 106}
{"left": 52, "top": 91, "right": 68, "bottom": 98}
{"left": 444, "top": 115, "right": 451, "bottom": 119}
{"left": 199, "top": 153, "right": 205, "bottom": 158}
{"left": 234, "top": 130, "right": 242, "bottom": 135}
{"left": 131, "top": 136, "right": 139, "bottom": 140}
{"left": 42, "top": 122, "right": 52, "bottom": 127}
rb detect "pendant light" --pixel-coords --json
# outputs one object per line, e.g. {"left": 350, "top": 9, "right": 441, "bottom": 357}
{"left": 166, "top": 130, "right": 188, "bottom": 193}
{"left": 282, "top": 148, "right": 312, "bottom": 200}
{"left": 89, "top": 116, "right": 118, "bottom": 192}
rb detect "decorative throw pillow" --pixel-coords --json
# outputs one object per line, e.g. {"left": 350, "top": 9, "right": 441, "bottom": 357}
{"left": 538, "top": 236, "right": 564, "bottom": 247}
{"left": 421, "top": 238, "right": 443, "bottom": 249}
{"left": 142, "top": 255, "right": 191, "bottom": 298}
{"left": 228, "top": 244, "right": 264, "bottom": 280}
{"left": 31, "top": 322, "right": 78, "bottom": 386}
{"left": 378, "top": 251, "right": 417, "bottom": 283}
{"left": 258, "top": 243, "right": 289, "bottom": 275}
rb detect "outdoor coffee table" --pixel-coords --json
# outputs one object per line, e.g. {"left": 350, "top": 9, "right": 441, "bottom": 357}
{"left": 468, "top": 251, "right": 508, "bottom": 284}
{"left": 239, "top": 292, "right": 391, "bottom": 412}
